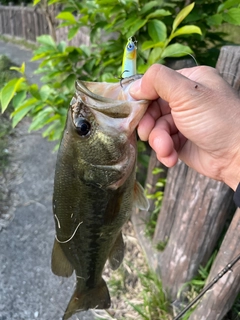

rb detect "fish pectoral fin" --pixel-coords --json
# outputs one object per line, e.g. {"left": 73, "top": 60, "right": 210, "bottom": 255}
{"left": 51, "top": 239, "right": 74, "bottom": 277}
{"left": 63, "top": 278, "right": 111, "bottom": 320}
{"left": 134, "top": 181, "right": 149, "bottom": 210}
{"left": 108, "top": 232, "right": 125, "bottom": 270}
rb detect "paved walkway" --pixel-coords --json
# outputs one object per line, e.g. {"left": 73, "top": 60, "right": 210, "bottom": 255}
{"left": 0, "top": 40, "right": 95, "bottom": 320}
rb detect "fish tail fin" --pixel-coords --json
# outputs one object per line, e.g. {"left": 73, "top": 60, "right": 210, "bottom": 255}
{"left": 63, "top": 278, "right": 111, "bottom": 320}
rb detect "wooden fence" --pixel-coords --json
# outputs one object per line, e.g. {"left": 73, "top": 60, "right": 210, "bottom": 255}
{"left": 0, "top": 3, "right": 90, "bottom": 46}
{"left": 132, "top": 45, "right": 240, "bottom": 320}
{"left": 0, "top": 4, "right": 49, "bottom": 42}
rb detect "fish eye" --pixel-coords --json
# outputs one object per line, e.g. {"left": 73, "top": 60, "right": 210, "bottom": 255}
{"left": 75, "top": 117, "right": 91, "bottom": 136}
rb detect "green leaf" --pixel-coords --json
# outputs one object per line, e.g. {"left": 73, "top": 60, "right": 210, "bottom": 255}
{"left": 171, "top": 25, "right": 202, "bottom": 39}
{"left": 29, "top": 107, "right": 54, "bottom": 131}
{"left": 68, "top": 26, "right": 80, "bottom": 40}
{"left": 48, "top": 0, "right": 61, "bottom": 4}
{"left": 147, "top": 9, "right": 171, "bottom": 19}
{"left": 96, "top": 0, "right": 118, "bottom": 5}
{"left": 223, "top": 8, "right": 240, "bottom": 25}
{"left": 37, "top": 35, "right": 56, "bottom": 48}
{"left": 33, "top": 0, "right": 41, "bottom": 4}
{"left": 0, "top": 77, "right": 25, "bottom": 113}
{"left": 172, "top": 2, "right": 195, "bottom": 32}
{"left": 57, "top": 41, "right": 66, "bottom": 53}
{"left": 31, "top": 52, "right": 49, "bottom": 61}
{"left": 139, "top": 1, "right": 158, "bottom": 15}
{"left": 207, "top": 14, "right": 223, "bottom": 26}
{"left": 148, "top": 20, "right": 167, "bottom": 42}
{"left": 42, "top": 121, "right": 59, "bottom": 139}
{"left": 127, "top": 19, "right": 148, "bottom": 37}
{"left": 10, "top": 62, "right": 25, "bottom": 75}
{"left": 149, "top": 47, "right": 163, "bottom": 64}
{"left": 12, "top": 91, "right": 27, "bottom": 109}
{"left": 11, "top": 98, "right": 37, "bottom": 128}
{"left": 217, "top": 0, "right": 240, "bottom": 13}
{"left": 141, "top": 40, "right": 164, "bottom": 51}
{"left": 39, "top": 85, "right": 52, "bottom": 101}
{"left": 56, "top": 12, "right": 76, "bottom": 24}
{"left": 161, "top": 43, "right": 193, "bottom": 59}
{"left": 29, "top": 84, "right": 41, "bottom": 100}
{"left": 62, "top": 74, "right": 75, "bottom": 90}
{"left": 122, "top": 16, "right": 138, "bottom": 30}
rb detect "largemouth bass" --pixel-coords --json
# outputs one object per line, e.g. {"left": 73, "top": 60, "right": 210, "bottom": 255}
{"left": 51, "top": 75, "right": 149, "bottom": 320}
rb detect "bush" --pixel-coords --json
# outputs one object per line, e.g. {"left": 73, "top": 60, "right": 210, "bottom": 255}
{"left": 0, "top": 0, "right": 240, "bottom": 142}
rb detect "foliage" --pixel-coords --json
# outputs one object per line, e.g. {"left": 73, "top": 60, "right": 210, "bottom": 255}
{"left": 183, "top": 0, "right": 240, "bottom": 65}
{"left": 0, "top": 55, "right": 17, "bottom": 173}
{"left": 171, "top": 252, "right": 218, "bottom": 319}
{"left": 0, "top": 0, "right": 204, "bottom": 141}
{"left": 129, "top": 269, "right": 171, "bottom": 320}
{"left": 145, "top": 167, "right": 166, "bottom": 239}
{"left": 0, "top": 0, "right": 240, "bottom": 140}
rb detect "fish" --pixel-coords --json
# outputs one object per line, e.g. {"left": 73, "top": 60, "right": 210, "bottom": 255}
{"left": 51, "top": 75, "right": 149, "bottom": 320}
{"left": 121, "top": 37, "right": 137, "bottom": 78}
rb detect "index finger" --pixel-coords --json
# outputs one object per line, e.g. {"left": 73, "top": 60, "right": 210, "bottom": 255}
{"left": 130, "top": 64, "right": 198, "bottom": 102}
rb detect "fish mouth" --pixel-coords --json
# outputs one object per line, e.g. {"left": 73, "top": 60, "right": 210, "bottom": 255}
{"left": 75, "top": 76, "right": 150, "bottom": 137}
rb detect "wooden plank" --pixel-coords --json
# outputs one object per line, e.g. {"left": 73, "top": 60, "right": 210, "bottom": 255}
{"left": 21, "top": 3, "right": 26, "bottom": 40}
{"left": 159, "top": 173, "right": 233, "bottom": 298}
{"left": 0, "top": 6, "right": 3, "bottom": 35}
{"left": 8, "top": 3, "right": 14, "bottom": 36}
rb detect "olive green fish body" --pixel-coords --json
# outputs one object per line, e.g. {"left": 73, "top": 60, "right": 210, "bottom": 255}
{"left": 51, "top": 76, "right": 149, "bottom": 319}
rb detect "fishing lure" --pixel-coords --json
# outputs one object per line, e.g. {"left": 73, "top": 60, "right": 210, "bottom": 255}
{"left": 121, "top": 37, "right": 137, "bottom": 78}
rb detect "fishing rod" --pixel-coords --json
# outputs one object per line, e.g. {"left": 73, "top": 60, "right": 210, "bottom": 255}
{"left": 173, "top": 253, "right": 240, "bottom": 320}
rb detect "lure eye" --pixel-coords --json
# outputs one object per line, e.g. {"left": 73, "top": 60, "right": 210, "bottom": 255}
{"left": 75, "top": 118, "right": 91, "bottom": 136}
{"left": 127, "top": 43, "right": 134, "bottom": 51}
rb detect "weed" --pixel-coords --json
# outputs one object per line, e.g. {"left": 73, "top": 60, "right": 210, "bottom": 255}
{"left": 129, "top": 269, "right": 171, "bottom": 320}
{"left": 156, "top": 239, "right": 168, "bottom": 252}
{"left": 145, "top": 167, "right": 166, "bottom": 239}
{"left": 0, "top": 55, "right": 17, "bottom": 170}
{"left": 0, "top": 55, "right": 17, "bottom": 212}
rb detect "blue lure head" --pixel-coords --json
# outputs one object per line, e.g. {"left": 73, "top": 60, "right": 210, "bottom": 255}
{"left": 126, "top": 37, "right": 137, "bottom": 54}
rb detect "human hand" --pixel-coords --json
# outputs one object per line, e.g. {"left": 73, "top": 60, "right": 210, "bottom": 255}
{"left": 130, "top": 64, "right": 240, "bottom": 190}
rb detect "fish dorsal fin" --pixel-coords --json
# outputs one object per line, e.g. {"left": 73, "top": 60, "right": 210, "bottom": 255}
{"left": 51, "top": 239, "right": 74, "bottom": 277}
{"left": 134, "top": 181, "right": 149, "bottom": 211}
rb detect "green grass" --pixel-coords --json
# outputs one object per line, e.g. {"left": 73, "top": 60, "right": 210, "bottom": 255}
{"left": 145, "top": 167, "right": 166, "bottom": 239}
{"left": 129, "top": 269, "right": 171, "bottom": 320}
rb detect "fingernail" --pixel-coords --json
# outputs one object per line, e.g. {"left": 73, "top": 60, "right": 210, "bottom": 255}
{"left": 129, "top": 78, "right": 141, "bottom": 98}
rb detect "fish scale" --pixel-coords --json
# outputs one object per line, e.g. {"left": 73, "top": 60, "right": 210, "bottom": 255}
{"left": 51, "top": 76, "right": 150, "bottom": 319}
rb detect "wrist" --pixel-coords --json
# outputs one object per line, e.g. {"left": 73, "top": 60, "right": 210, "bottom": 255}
{"left": 221, "top": 148, "right": 240, "bottom": 191}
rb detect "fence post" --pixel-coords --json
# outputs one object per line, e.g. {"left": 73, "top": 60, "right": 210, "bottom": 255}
{"left": 8, "top": 2, "right": 14, "bottom": 37}
{"left": 21, "top": 3, "right": 26, "bottom": 40}
{"left": 0, "top": 4, "right": 3, "bottom": 35}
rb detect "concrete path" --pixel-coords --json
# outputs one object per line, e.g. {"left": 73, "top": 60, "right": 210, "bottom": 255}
{"left": 0, "top": 40, "right": 95, "bottom": 320}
